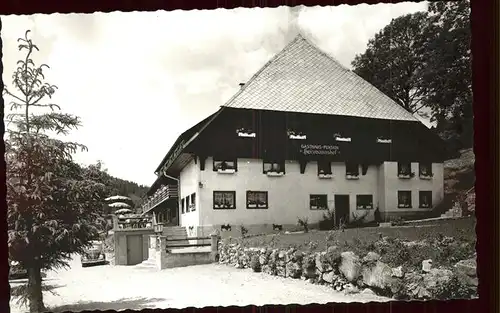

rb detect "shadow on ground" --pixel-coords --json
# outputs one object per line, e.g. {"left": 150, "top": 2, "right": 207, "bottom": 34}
{"left": 46, "top": 297, "right": 167, "bottom": 313}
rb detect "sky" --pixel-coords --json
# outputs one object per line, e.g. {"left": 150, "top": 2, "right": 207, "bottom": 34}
{"left": 1, "top": 2, "right": 429, "bottom": 186}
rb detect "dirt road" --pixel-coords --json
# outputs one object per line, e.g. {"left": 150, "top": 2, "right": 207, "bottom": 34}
{"left": 10, "top": 255, "right": 388, "bottom": 312}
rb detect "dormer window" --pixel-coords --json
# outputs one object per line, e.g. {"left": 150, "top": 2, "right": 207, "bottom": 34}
{"left": 263, "top": 160, "right": 285, "bottom": 176}
{"left": 317, "top": 160, "right": 332, "bottom": 179}
{"left": 334, "top": 133, "right": 351, "bottom": 142}
{"left": 213, "top": 159, "right": 237, "bottom": 174}
{"left": 236, "top": 127, "right": 256, "bottom": 138}
{"left": 287, "top": 129, "right": 307, "bottom": 140}
{"left": 345, "top": 162, "right": 359, "bottom": 179}
{"left": 419, "top": 163, "right": 433, "bottom": 179}
{"left": 397, "top": 162, "right": 414, "bottom": 179}
{"left": 376, "top": 137, "right": 392, "bottom": 144}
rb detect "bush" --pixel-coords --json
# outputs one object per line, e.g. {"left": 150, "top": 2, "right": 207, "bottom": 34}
{"left": 297, "top": 217, "right": 309, "bottom": 233}
{"left": 390, "top": 217, "right": 406, "bottom": 226}
{"left": 250, "top": 254, "right": 261, "bottom": 272}
{"left": 431, "top": 272, "right": 477, "bottom": 300}
{"left": 319, "top": 210, "right": 336, "bottom": 230}
{"left": 240, "top": 225, "right": 248, "bottom": 238}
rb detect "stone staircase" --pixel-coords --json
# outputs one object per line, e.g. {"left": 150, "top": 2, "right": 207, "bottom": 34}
{"left": 163, "top": 226, "right": 190, "bottom": 248}
{"left": 135, "top": 226, "right": 190, "bottom": 270}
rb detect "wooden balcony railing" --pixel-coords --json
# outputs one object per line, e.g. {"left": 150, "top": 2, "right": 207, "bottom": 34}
{"left": 142, "top": 185, "right": 178, "bottom": 213}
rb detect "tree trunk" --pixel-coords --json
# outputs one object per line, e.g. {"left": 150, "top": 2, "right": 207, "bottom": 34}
{"left": 27, "top": 264, "right": 45, "bottom": 313}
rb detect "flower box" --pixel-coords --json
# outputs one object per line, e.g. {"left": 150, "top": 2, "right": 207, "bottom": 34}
{"left": 318, "top": 173, "right": 333, "bottom": 179}
{"left": 289, "top": 134, "right": 307, "bottom": 140}
{"left": 248, "top": 203, "right": 257, "bottom": 208}
{"left": 335, "top": 137, "right": 351, "bottom": 142}
{"left": 266, "top": 172, "right": 284, "bottom": 177}
{"left": 346, "top": 174, "right": 359, "bottom": 180}
{"left": 217, "top": 169, "right": 236, "bottom": 174}
{"left": 419, "top": 173, "right": 433, "bottom": 180}
{"left": 398, "top": 173, "right": 415, "bottom": 179}
{"left": 376, "top": 138, "right": 392, "bottom": 144}
{"left": 398, "top": 204, "right": 412, "bottom": 208}
{"left": 237, "top": 132, "right": 256, "bottom": 138}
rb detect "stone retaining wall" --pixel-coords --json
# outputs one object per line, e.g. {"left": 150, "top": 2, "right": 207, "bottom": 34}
{"left": 217, "top": 239, "right": 478, "bottom": 300}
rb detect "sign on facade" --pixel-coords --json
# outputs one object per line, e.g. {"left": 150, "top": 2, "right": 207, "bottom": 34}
{"left": 300, "top": 144, "right": 340, "bottom": 156}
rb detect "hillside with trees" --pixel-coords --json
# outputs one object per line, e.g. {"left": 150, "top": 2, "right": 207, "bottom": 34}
{"left": 351, "top": 0, "right": 471, "bottom": 157}
{"left": 89, "top": 160, "right": 149, "bottom": 213}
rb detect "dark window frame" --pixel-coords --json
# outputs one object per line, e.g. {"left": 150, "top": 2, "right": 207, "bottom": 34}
{"left": 418, "top": 162, "right": 433, "bottom": 178}
{"left": 310, "top": 194, "right": 328, "bottom": 210}
{"left": 181, "top": 198, "right": 185, "bottom": 214}
{"left": 246, "top": 191, "right": 269, "bottom": 209}
{"left": 263, "top": 160, "right": 286, "bottom": 174}
{"left": 213, "top": 158, "right": 238, "bottom": 172}
{"left": 213, "top": 191, "right": 236, "bottom": 210}
{"left": 356, "top": 195, "right": 374, "bottom": 210}
{"left": 398, "top": 190, "right": 412, "bottom": 208}
{"left": 185, "top": 196, "right": 190, "bottom": 213}
{"left": 397, "top": 162, "right": 412, "bottom": 177}
{"left": 190, "top": 193, "right": 196, "bottom": 211}
{"left": 345, "top": 162, "right": 359, "bottom": 176}
{"left": 419, "top": 191, "right": 433, "bottom": 208}
{"left": 318, "top": 160, "right": 332, "bottom": 175}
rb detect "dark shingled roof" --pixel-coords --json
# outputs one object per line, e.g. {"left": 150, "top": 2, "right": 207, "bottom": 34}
{"left": 223, "top": 34, "right": 419, "bottom": 122}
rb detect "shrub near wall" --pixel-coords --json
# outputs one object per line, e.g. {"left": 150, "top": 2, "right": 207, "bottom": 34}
{"left": 218, "top": 236, "right": 478, "bottom": 300}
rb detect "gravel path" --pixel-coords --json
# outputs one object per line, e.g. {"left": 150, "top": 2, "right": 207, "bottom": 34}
{"left": 10, "top": 255, "right": 389, "bottom": 313}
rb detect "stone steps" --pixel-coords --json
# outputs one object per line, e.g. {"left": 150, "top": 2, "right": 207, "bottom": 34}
{"left": 135, "top": 258, "right": 158, "bottom": 270}
{"left": 163, "top": 226, "right": 190, "bottom": 247}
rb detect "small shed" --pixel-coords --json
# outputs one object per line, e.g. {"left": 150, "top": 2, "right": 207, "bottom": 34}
{"left": 112, "top": 215, "right": 155, "bottom": 265}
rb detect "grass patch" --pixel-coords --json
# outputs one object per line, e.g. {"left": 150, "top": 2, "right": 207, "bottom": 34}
{"left": 233, "top": 217, "right": 476, "bottom": 271}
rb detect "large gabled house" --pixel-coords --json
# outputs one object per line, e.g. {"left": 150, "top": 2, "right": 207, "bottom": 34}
{"left": 142, "top": 34, "right": 446, "bottom": 235}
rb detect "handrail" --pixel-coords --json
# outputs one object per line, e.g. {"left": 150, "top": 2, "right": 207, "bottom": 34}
{"left": 165, "top": 236, "right": 210, "bottom": 242}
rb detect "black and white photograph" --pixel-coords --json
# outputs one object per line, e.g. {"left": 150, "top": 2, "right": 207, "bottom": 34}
{"left": 3, "top": 1, "right": 476, "bottom": 312}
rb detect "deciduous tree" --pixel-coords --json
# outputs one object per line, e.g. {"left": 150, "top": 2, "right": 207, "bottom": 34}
{"left": 351, "top": 12, "right": 431, "bottom": 115}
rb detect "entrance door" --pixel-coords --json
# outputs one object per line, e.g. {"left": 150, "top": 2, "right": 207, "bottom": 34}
{"left": 126, "top": 235, "right": 143, "bottom": 265}
{"left": 334, "top": 195, "right": 350, "bottom": 226}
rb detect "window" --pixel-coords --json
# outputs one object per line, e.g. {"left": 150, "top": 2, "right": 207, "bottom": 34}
{"left": 356, "top": 195, "right": 374, "bottom": 210}
{"left": 419, "top": 163, "right": 433, "bottom": 179}
{"left": 185, "top": 196, "right": 190, "bottom": 213}
{"left": 310, "top": 194, "right": 328, "bottom": 210}
{"left": 190, "top": 193, "right": 196, "bottom": 211}
{"left": 263, "top": 160, "right": 285, "bottom": 175}
{"left": 397, "top": 162, "right": 413, "bottom": 178}
{"left": 318, "top": 161, "right": 332, "bottom": 176}
{"left": 419, "top": 191, "right": 432, "bottom": 208}
{"left": 213, "top": 159, "right": 237, "bottom": 173}
{"left": 181, "top": 198, "right": 185, "bottom": 214}
{"left": 213, "top": 191, "right": 236, "bottom": 210}
{"left": 398, "top": 191, "right": 412, "bottom": 208}
{"left": 246, "top": 191, "right": 268, "bottom": 209}
{"left": 345, "top": 162, "right": 359, "bottom": 178}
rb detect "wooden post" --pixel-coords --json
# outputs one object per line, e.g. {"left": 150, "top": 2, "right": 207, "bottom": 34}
{"left": 210, "top": 230, "right": 220, "bottom": 262}
{"left": 112, "top": 214, "right": 119, "bottom": 230}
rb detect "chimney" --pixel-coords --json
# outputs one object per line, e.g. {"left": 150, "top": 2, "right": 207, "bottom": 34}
{"left": 239, "top": 83, "right": 245, "bottom": 88}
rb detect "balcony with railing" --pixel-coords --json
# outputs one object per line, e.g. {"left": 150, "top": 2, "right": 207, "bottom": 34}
{"left": 142, "top": 185, "right": 179, "bottom": 214}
